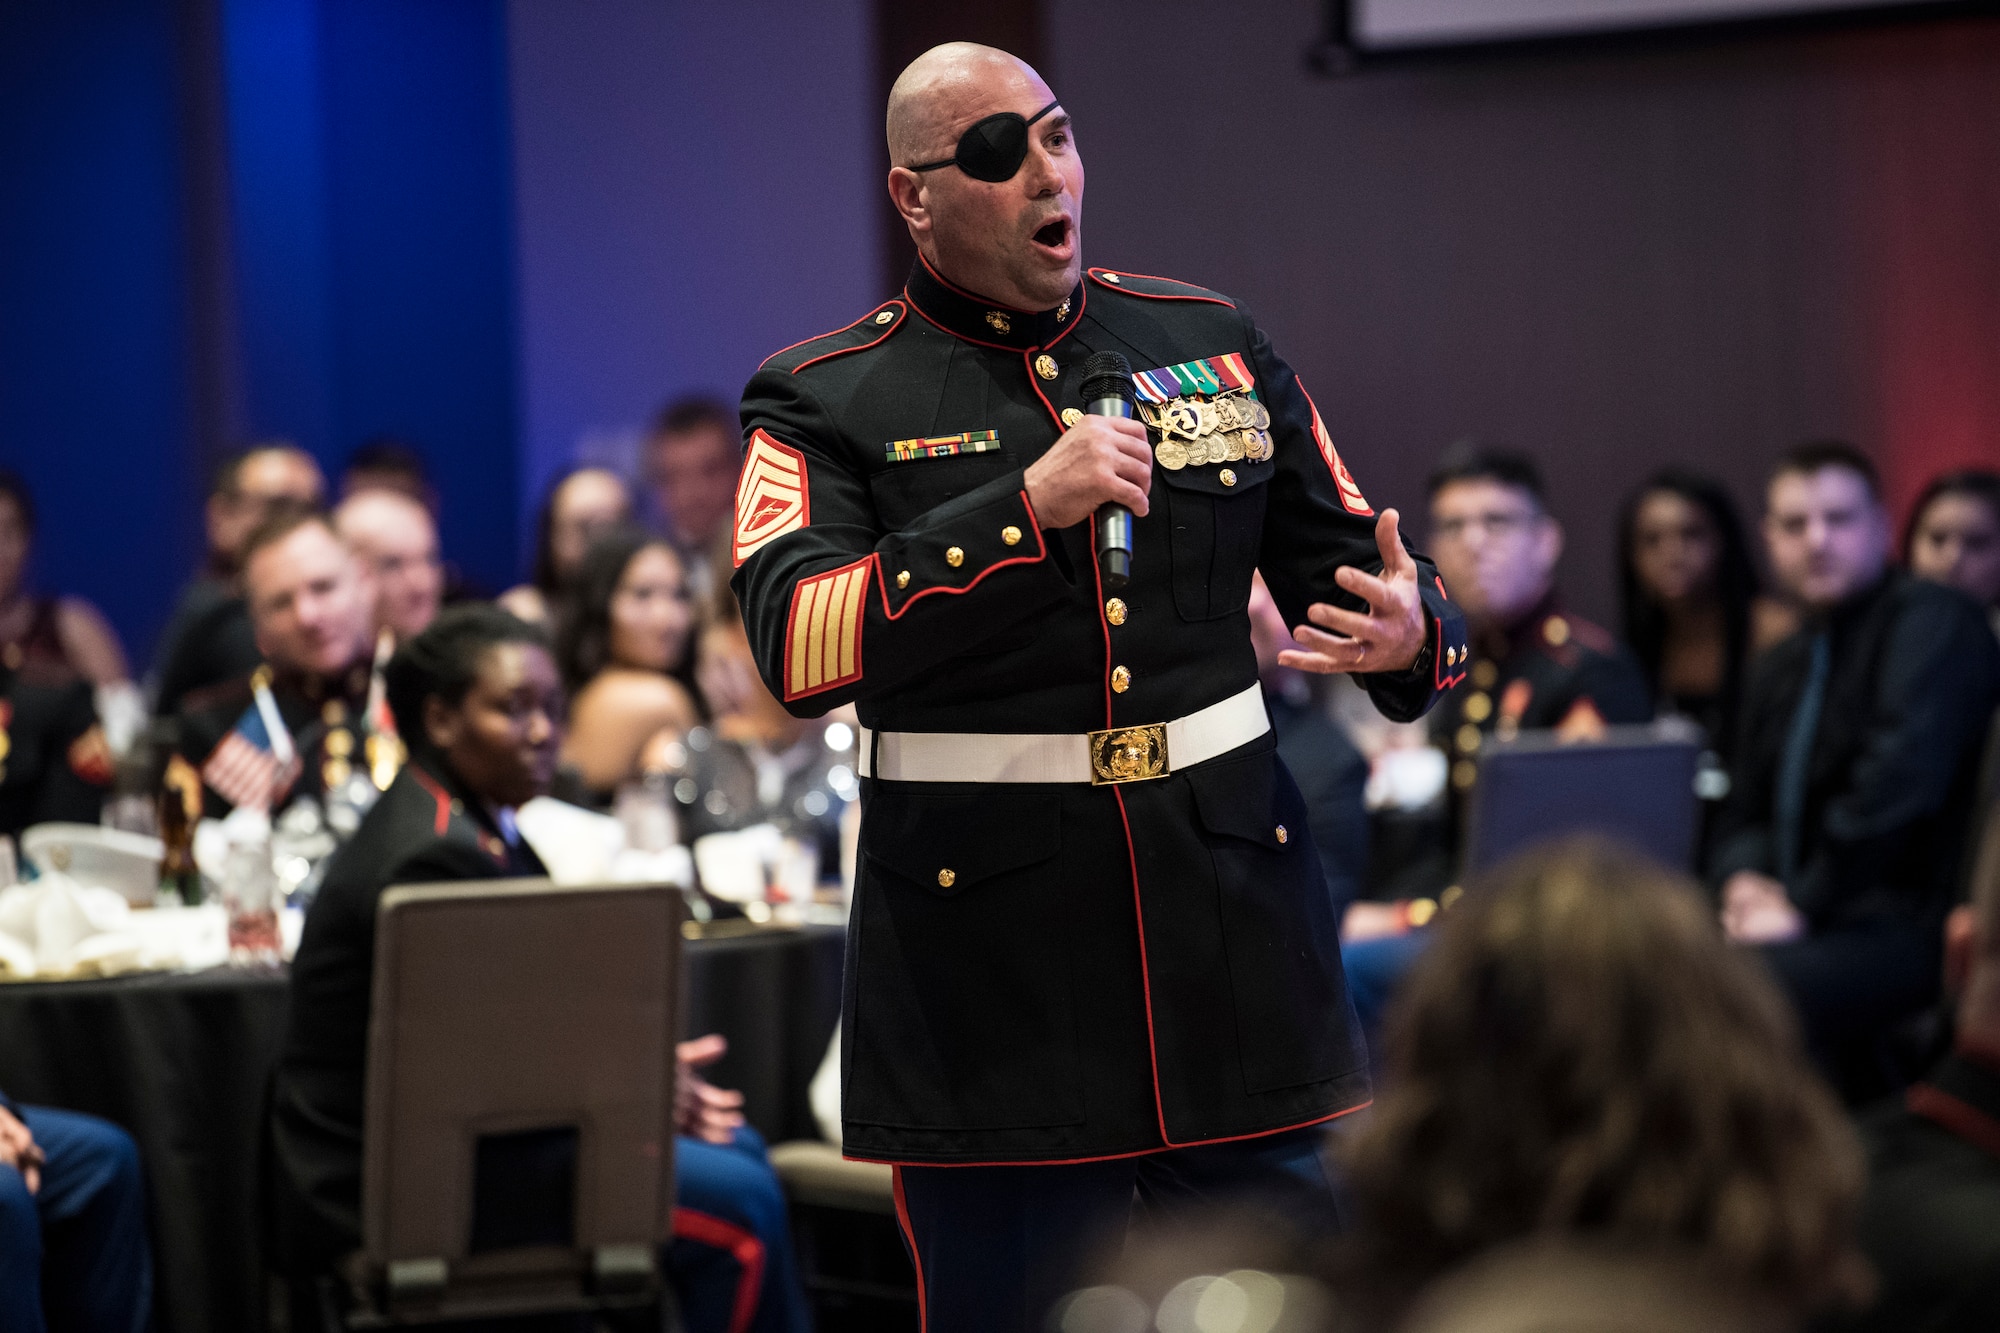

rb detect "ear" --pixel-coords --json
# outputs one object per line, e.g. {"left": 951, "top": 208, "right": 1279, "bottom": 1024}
{"left": 423, "top": 694, "right": 461, "bottom": 753}
{"left": 887, "top": 167, "right": 930, "bottom": 240}
{"left": 1945, "top": 903, "right": 1979, "bottom": 1000}
{"left": 1540, "top": 515, "right": 1565, "bottom": 565}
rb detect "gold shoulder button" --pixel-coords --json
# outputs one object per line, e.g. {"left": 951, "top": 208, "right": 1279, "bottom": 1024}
{"left": 1103, "top": 272, "right": 1122, "bottom": 283}
{"left": 945, "top": 546, "right": 965, "bottom": 568}
{"left": 874, "top": 310, "right": 895, "bottom": 325}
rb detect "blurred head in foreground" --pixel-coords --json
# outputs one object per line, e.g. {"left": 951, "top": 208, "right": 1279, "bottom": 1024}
{"left": 1339, "top": 837, "right": 1868, "bottom": 1327}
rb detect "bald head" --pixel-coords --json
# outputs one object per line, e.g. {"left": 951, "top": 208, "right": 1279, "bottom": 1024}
{"left": 887, "top": 43, "right": 1046, "bottom": 166}
{"left": 335, "top": 488, "right": 442, "bottom": 641}
{"left": 885, "top": 43, "right": 1083, "bottom": 312}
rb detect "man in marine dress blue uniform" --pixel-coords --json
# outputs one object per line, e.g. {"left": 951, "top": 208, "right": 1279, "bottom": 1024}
{"left": 732, "top": 43, "right": 1467, "bottom": 1330}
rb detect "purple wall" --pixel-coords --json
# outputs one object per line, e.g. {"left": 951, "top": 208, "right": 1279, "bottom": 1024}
{"left": 506, "top": 0, "right": 877, "bottom": 565}
{"left": 1048, "top": 0, "right": 2000, "bottom": 626}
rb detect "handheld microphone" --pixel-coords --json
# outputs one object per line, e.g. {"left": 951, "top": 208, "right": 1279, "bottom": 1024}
{"left": 1078, "top": 351, "right": 1137, "bottom": 588}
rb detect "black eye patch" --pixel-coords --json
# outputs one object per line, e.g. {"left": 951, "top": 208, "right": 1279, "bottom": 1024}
{"left": 910, "top": 100, "right": 1062, "bottom": 183}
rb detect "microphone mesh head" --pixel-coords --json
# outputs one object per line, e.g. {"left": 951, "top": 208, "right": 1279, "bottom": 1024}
{"left": 1079, "top": 351, "right": 1133, "bottom": 405}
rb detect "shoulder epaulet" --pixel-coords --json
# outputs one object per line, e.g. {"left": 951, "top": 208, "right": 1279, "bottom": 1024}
{"left": 759, "top": 300, "right": 909, "bottom": 374}
{"left": 1087, "top": 268, "right": 1235, "bottom": 307}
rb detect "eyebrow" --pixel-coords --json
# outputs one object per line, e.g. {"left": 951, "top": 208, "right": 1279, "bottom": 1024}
{"left": 1043, "top": 110, "right": 1072, "bottom": 133}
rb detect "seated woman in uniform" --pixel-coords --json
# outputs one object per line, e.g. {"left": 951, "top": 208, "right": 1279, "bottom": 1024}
{"left": 555, "top": 528, "right": 700, "bottom": 805}
{"left": 269, "top": 604, "right": 808, "bottom": 1332}
{"left": 497, "top": 466, "right": 636, "bottom": 629}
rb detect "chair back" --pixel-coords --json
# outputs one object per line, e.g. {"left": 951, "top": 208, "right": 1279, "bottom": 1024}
{"left": 358, "top": 877, "right": 682, "bottom": 1321}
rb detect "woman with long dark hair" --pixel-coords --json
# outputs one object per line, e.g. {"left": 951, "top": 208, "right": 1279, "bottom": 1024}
{"left": 497, "top": 466, "right": 634, "bottom": 629}
{"left": 554, "top": 527, "right": 699, "bottom": 801}
{"left": 1904, "top": 469, "right": 2000, "bottom": 636}
{"left": 1618, "top": 469, "right": 1793, "bottom": 754}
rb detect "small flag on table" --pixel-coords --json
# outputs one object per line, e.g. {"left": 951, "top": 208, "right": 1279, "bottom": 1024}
{"left": 201, "top": 672, "right": 300, "bottom": 811}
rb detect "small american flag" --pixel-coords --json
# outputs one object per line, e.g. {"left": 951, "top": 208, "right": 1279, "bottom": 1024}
{"left": 201, "top": 696, "right": 300, "bottom": 812}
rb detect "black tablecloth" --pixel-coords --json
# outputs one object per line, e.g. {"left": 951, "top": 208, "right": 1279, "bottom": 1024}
{"left": 0, "top": 922, "right": 845, "bottom": 1333}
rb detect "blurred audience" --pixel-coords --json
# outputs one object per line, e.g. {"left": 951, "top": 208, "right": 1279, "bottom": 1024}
{"left": 1904, "top": 468, "right": 2000, "bottom": 637}
{"left": 1831, "top": 815, "right": 2000, "bottom": 1332}
{"left": 1714, "top": 441, "right": 2000, "bottom": 1101}
{"left": 554, "top": 528, "right": 699, "bottom": 802}
{"left": 0, "top": 1089, "right": 153, "bottom": 1333}
{"left": 499, "top": 466, "right": 634, "bottom": 629}
{"left": 337, "top": 437, "right": 436, "bottom": 513}
{"left": 643, "top": 397, "right": 742, "bottom": 597}
{"left": 1397, "top": 1240, "right": 1787, "bottom": 1333}
{"left": 1618, "top": 468, "right": 1794, "bottom": 755}
{"left": 269, "top": 605, "right": 809, "bottom": 1332}
{"left": 0, "top": 656, "right": 114, "bottom": 838}
{"left": 332, "top": 488, "right": 443, "bottom": 643}
{"left": 154, "top": 443, "right": 326, "bottom": 716}
{"left": 177, "top": 510, "right": 382, "bottom": 824}
{"left": 0, "top": 471, "right": 131, "bottom": 687}
{"left": 1342, "top": 447, "right": 1650, "bottom": 1036}
{"left": 1339, "top": 837, "right": 1867, "bottom": 1331}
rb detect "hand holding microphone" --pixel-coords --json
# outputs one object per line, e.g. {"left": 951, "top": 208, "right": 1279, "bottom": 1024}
{"left": 1021, "top": 351, "right": 1151, "bottom": 585}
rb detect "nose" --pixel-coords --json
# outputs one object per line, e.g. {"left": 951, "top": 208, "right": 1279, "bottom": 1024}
{"left": 1022, "top": 138, "right": 1063, "bottom": 196}
{"left": 527, "top": 709, "right": 554, "bottom": 747}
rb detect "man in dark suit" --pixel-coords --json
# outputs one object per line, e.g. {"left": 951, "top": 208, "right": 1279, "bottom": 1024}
{"left": 1834, "top": 820, "right": 2000, "bottom": 1330}
{"left": 153, "top": 444, "right": 324, "bottom": 716}
{"left": 1714, "top": 441, "right": 2000, "bottom": 1099}
{"left": 269, "top": 605, "right": 808, "bottom": 1333}
{"left": 733, "top": 42, "right": 1464, "bottom": 1328}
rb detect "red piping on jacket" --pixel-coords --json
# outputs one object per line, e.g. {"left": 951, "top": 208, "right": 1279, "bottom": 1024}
{"left": 411, "top": 768, "right": 453, "bottom": 835}
{"left": 671, "top": 1208, "right": 766, "bottom": 1333}
{"left": 872, "top": 494, "right": 1049, "bottom": 622}
{"left": 762, "top": 301, "right": 907, "bottom": 373}
{"left": 1087, "top": 267, "right": 1235, "bottom": 307}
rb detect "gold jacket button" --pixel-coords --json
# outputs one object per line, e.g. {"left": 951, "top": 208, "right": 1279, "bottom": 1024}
{"left": 896, "top": 570, "right": 911, "bottom": 589}
{"left": 1218, "top": 469, "right": 1236, "bottom": 487}
{"left": 1111, "top": 666, "right": 1131, "bottom": 693}
{"left": 937, "top": 868, "right": 956, "bottom": 888}
{"left": 1001, "top": 526, "right": 1022, "bottom": 546}
{"left": 945, "top": 546, "right": 965, "bottom": 567}
{"left": 1035, "top": 354, "right": 1059, "bottom": 380}
{"left": 1061, "top": 407, "right": 1083, "bottom": 427}
{"left": 1275, "top": 825, "right": 1289, "bottom": 843}
{"left": 1104, "top": 597, "right": 1127, "bottom": 626}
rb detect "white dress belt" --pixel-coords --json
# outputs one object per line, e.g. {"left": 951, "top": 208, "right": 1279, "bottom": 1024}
{"left": 857, "top": 683, "right": 1270, "bottom": 784}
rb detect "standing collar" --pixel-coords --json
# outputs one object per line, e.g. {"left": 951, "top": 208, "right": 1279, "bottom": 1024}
{"left": 903, "top": 255, "right": 1084, "bottom": 351}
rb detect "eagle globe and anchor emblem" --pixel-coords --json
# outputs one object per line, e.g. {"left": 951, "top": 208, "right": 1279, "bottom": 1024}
{"left": 1087, "top": 723, "right": 1169, "bottom": 785}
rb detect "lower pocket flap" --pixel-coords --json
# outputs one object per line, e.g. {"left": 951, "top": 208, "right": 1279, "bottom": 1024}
{"left": 1186, "top": 751, "right": 1287, "bottom": 850}
{"left": 863, "top": 791, "right": 1062, "bottom": 893}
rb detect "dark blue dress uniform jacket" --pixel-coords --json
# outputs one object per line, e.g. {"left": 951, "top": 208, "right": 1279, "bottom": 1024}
{"left": 734, "top": 259, "right": 1466, "bottom": 1164}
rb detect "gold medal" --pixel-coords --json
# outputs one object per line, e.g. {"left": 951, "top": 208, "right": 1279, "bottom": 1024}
{"left": 1162, "top": 400, "right": 1203, "bottom": 439}
{"left": 1221, "top": 430, "right": 1245, "bottom": 462}
{"left": 1191, "top": 399, "right": 1220, "bottom": 436}
{"left": 1155, "top": 439, "right": 1188, "bottom": 470}
{"left": 1246, "top": 400, "right": 1271, "bottom": 430}
{"left": 1183, "top": 435, "right": 1210, "bottom": 467}
{"left": 1250, "top": 428, "right": 1272, "bottom": 459}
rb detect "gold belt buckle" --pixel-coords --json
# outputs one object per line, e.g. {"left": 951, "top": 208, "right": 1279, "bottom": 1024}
{"left": 1088, "top": 723, "right": 1170, "bottom": 785}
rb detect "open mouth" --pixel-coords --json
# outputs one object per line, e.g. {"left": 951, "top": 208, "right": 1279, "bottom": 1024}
{"left": 1031, "top": 216, "right": 1071, "bottom": 253}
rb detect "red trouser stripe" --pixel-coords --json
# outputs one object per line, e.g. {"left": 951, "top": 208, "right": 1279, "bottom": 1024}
{"left": 671, "top": 1207, "right": 765, "bottom": 1333}
{"left": 891, "top": 1166, "right": 929, "bottom": 1333}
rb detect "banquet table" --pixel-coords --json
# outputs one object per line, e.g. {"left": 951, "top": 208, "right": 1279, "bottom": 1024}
{"left": 0, "top": 921, "right": 845, "bottom": 1333}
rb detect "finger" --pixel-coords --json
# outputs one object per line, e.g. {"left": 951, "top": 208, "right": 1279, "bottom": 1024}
{"left": 1105, "top": 478, "right": 1151, "bottom": 519}
{"left": 1104, "top": 417, "right": 1150, "bottom": 444}
{"left": 1375, "top": 509, "right": 1417, "bottom": 576}
{"left": 1276, "top": 648, "right": 1357, "bottom": 676}
{"left": 1332, "top": 564, "right": 1400, "bottom": 610}
{"left": 23, "top": 1164, "right": 38, "bottom": 1195}
{"left": 1293, "top": 625, "right": 1370, "bottom": 660}
{"left": 1304, "top": 604, "right": 1389, "bottom": 645}
{"left": 677, "top": 1033, "right": 728, "bottom": 1066}
{"left": 699, "top": 1084, "right": 746, "bottom": 1109}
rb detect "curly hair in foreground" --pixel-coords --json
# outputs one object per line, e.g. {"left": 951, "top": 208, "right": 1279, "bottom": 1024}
{"left": 1339, "top": 837, "right": 1868, "bottom": 1324}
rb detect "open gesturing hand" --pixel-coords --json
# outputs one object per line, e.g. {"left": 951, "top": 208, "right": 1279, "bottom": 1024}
{"left": 675, "top": 1033, "right": 748, "bottom": 1146}
{"left": 1279, "top": 509, "right": 1429, "bottom": 676}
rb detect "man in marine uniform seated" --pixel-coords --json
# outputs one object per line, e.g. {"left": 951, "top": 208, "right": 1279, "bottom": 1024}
{"left": 1342, "top": 446, "right": 1651, "bottom": 1039}
{"left": 1713, "top": 441, "right": 2000, "bottom": 1100}
{"left": 733, "top": 42, "right": 1466, "bottom": 1329}
{"left": 174, "top": 509, "right": 384, "bottom": 831}
{"left": 153, "top": 444, "right": 325, "bottom": 717}
{"left": 269, "top": 605, "right": 809, "bottom": 1332}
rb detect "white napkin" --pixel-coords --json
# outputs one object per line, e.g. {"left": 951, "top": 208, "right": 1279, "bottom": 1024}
{"left": 515, "top": 796, "right": 695, "bottom": 889}
{"left": 0, "top": 874, "right": 229, "bottom": 980}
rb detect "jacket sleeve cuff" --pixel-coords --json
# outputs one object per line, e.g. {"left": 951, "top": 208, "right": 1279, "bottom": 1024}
{"left": 878, "top": 473, "right": 1058, "bottom": 617}
{"left": 1359, "top": 580, "right": 1468, "bottom": 723}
